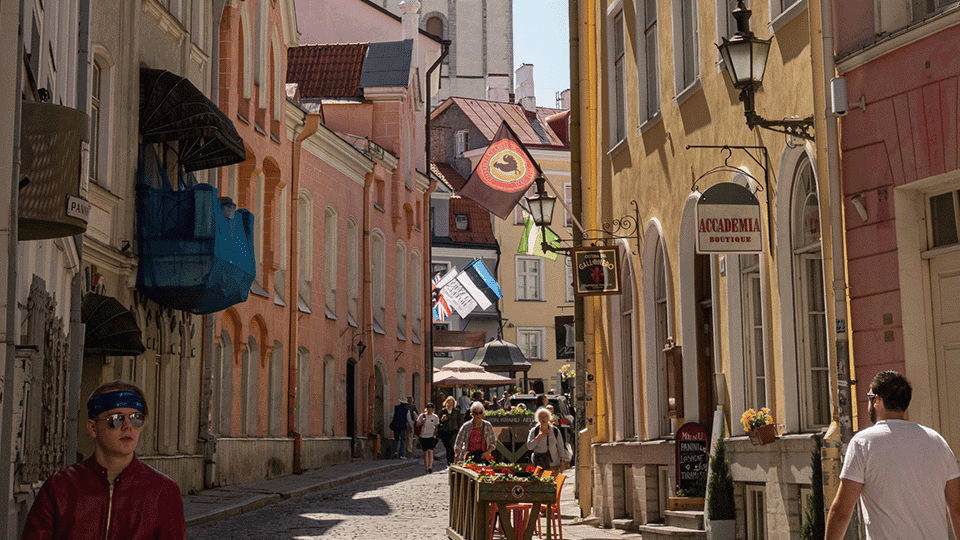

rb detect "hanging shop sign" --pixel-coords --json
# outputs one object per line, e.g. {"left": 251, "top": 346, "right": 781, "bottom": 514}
{"left": 695, "top": 182, "right": 763, "bottom": 254}
{"left": 571, "top": 246, "right": 620, "bottom": 296}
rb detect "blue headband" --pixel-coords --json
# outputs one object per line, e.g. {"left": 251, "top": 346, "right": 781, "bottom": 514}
{"left": 87, "top": 391, "right": 145, "bottom": 419}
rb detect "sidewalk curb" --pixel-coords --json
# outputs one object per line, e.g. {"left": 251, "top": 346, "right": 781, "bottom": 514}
{"left": 186, "top": 460, "right": 418, "bottom": 528}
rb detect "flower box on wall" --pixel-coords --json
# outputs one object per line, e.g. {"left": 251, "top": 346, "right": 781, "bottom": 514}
{"left": 748, "top": 423, "right": 777, "bottom": 446}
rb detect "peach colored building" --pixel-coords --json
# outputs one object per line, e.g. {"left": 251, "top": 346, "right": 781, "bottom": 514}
{"left": 834, "top": 3, "right": 960, "bottom": 448}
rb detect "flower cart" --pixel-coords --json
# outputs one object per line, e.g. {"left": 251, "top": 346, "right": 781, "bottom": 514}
{"left": 448, "top": 464, "right": 557, "bottom": 540}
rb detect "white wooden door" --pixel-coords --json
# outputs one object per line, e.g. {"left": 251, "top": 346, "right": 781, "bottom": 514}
{"left": 932, "top": 250, "right": 960, "bottom": 454}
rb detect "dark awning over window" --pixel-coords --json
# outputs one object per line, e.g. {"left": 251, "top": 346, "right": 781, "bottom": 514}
{"left": 139, "top": 68, "right": 246, "bottom": 172}
{"left": 81, "top": 293, "right": 146, "bottom": 356}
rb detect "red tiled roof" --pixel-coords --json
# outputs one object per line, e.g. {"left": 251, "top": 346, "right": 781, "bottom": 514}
{"left": 287, "top": 43, "right": 367, "bottom": 99}
{"left": 430, "top": 97, "right": 567, "bottom": 148}
{"left": 448, "top": 197, "right": 497, "bottom": 244}
{"left": 431, "top": 162, "right": 468, "bottom": 191}
{"left": 544, "top": 110, "right": 570, "bottom": 146}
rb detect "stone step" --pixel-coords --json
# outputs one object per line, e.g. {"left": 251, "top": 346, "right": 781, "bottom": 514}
{"left": 664, "top": 509, "right": 705, "bottom": 530}
{"left": 637, "top": 523, "right": 708, "bottom": 540}
{"left": 611, "top": 518, "right": 638, "bottom": 531}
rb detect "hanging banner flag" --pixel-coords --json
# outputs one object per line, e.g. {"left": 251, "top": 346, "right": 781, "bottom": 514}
{"left": 432, "top": 268, "right": 458, "bottom": 322}
{"left": 456, "top": 259, "right": 503, "bottom": 310}
{"left": 440, "top": 278, "right": 478, "bottom": 318}
{"left": 518, "top": 212, "right": 560, "bottom": 261}
{"left": 458, "top": 121, "right": 541, "bottom": 220}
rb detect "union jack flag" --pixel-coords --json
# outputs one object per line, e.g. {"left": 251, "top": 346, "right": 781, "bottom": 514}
{"left": 432, "top": 272, "right": 452, "bottom": 322}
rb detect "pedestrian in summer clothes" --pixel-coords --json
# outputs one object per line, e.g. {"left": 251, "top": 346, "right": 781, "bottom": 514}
{"left": 416, "top": 403, "right": 441, "bottom": 473}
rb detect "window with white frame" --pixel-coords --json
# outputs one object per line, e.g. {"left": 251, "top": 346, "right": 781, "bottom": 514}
{"left": 455, "top": 214, "right": 469, "bottom": 231}
{"left": 254, "top": 174, "right": 265, "bottom": 287}
{"left": 297, "top": 347, "right": 310, "bottom": 436}
{"left": 716, "top": 0, "right": 741, "bottom": 49}
{"left": 242, "top": 336, "right": 259, "bottom": 436}
{"left": 90, "top": 60, "right": 102, "bottom": 184}
{"left": 770, "top": 0, "right": 803, "bottom": 25}
{"left": 673, "top": 0, "right": 700, "bottom": 95}
{"left": 347, "top": 217, "right": 359, "bottom": 324}
{"left": 297, "top": 191, "right": 313, "bottom": 309}
{"left": 638, "top": 0, "right": 661, "bottom": 123}
{"left": 324, "top": 355, "right": 336, "bottom": 436}
{"left": 516, "top": 256, "right": 543, "bottom": 301}
{"left": 517, "top": 328, "right": 545, "bottom": 361}
{"left": 455, "top": 130, "right": 468, "bottom": 157}
{"left": 432, "top": 261, "right": 450, "bottom": 278}
{"left": 324, "top": 206, "right": 338, "bottom": 317}
{"left": 412, "top": 251, "right": 423, "bottom": 341}
{"left": 746, "top": 484, "right": 767, "bottom": 540}
{"left": 929, "top": 188, "right": 960, "bottom": 248}
{"left": 618, "top": 251, "right": 637, "bottom": 438}
{"left": 740, "top": 254, "right": 767, "bottom": 409}
{"left": 608, "top": 4, "right": 627, "bottom": 145}
{"left": 654, "top": 235, "right": 670, "bottom": 436}
{"left": 275, "top": 186, "right": 288, "bottom": 300}
{"left": 396, "top": 242, "right": 407, "bottom": 339}
{"left": 372, "top": 231, "right": 386, "bottom": 333}
{"left": 791, "top": 157, "right": 829, "bottom": 429}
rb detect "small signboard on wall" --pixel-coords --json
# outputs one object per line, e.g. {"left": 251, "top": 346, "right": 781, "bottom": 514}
{"left": 571, "top": 247, "right": 621, "bottom": 296}
{"left": 696, "top": 182, "right": 763, "bottom": 254}
{"left": 675, "top": 422, "right": 708, "bottom": 493}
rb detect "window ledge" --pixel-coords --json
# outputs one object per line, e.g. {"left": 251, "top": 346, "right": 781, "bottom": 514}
{"left": 250, "top": 282, "right": 270, "bottom": 298}
{"left": 412, "top": 334, "right": 421, "bottom": 345}
{"left": 672, "top": 78, "right": 703, "bottom": 108}
{"left": 373, "top": 321, "right": 385, "bottom": 335}
{"left": 325, "top": 308, "right": 337, "bottom": 321}
{"left": 236, "top": 113, "right": 250, "bottom": 125}
{"left": 606, "top": 137, "right": 629, "bottom": 159}
{"left": 270, "top": 133, "right": 281, "bottom": 144}
{"left": 638, "top": 111, "right": 663, "bottom": 135}
{"left": 373, "top": 203, "right": 385, "bottom": 213}
{"left": 517, "top": 298, "right": 546, "bottom": 302}
{"left": 768, "top": 0, "right": 807, "bottom": 34}
{"left": 254, "top": 123, "right": 266, "bottom": 136}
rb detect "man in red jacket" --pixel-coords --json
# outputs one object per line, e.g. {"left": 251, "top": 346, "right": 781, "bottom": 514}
{"left": 21, "top": 380, "right": 185, "bottom": 540}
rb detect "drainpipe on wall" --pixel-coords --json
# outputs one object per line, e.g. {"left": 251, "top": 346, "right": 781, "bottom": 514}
{"left": 363, "top": 169, "right": 376, "bottom": 454}
{"left": 0, "top": 0, "right": 24, "bottom": 535}
{"left": 424, "top": 39, "right": 449, "bottom": 392}
{"left": 199, "top": 0, "right": 230, "bottom": 490}
{"left": 67, "top": 0, "right": 92, "bottom": 467}
{"left": 289, "top": 113, "right": 320, "bottom": 475}
{"left": 815, "top": 0, "right": 856, "bottom": 532}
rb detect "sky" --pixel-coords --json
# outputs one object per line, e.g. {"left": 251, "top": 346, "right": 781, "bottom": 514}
{"left": 513, "top": 0, "right": 571, "bottom": 109}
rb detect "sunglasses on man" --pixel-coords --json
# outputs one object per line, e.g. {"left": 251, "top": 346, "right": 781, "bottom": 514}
{"left": 97, "top": 412, "right": 146, "bottom": 429}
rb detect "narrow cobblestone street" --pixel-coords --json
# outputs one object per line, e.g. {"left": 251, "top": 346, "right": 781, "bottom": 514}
{"left": 187, "top": 461, "right": 450, "bottom": 540}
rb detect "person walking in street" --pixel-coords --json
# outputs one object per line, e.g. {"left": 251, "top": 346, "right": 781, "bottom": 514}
{"left": 454, "top": 402, "right": 496, "bottom": 463}
{"left": 825, "top": 370, "right": 960, "bottom": 539}
{"left": 416, "top": 403, "right": 441, "bottom": 473}
{"left": 21, "top": 380, "right": 185, "bottom": 540}
{"left": 527, "top": 407, "right": 569, "bottom": 475}
{"left": 389, "top": 398, "right": 409, "bottom": 459}
{"left": 405, "top": 396, "right": 417, "bottom": 456}
{"left": 438, "top": 396, "right": 463, "bottom": 465}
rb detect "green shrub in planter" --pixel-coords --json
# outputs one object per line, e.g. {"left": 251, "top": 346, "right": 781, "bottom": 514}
{"left": 800, "top": 436, "right": 825, "bottom": 540}
{"left": 707, "top": 438, "right": 735, "bottom": 521}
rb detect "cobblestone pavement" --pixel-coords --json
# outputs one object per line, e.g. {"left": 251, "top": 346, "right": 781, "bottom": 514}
{"left": 187, "top": 461, "right": 450, "bottom": 540}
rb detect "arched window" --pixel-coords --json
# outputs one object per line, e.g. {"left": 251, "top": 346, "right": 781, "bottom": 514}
{"left": 298, "top": 190, "right": 313, "bottom": 309}
{"left": 612, "top": 243, "right": 637, "bottom": 439}
{"left": 791, "top": 157, "right": 829, "bottom": 429}
{"left": 216, "top": 330, "right": 233, "bottom": 436}
{"left": 426, "top": 16, "right": 444, "bottom": 38}
{"left": 275, "top": 186, "right": 288, "bottom": 300}
{"left": 323, "top": 356, "right": 336, "bottom": 436}
{"left": 372, "top": 231, "right": 386, "bottom": 333}
{"left": 347, "top": 217, "right": 360, "bottom": 325}
{"left": 253, "top": 173, "right": 265, "bottom": 288}
{"left": 396, "top": 242, "right": 407, "bottom": 338}
{"left": 269, "top": 341, "right": 284, "bottom": 436}
{"left": 242, "top": 336, "right": 259, "bottom": 436}
{"left": 297, "top": 347, "right": 310, "bottom": 436}
{"left": 411, "top": 250, "right": 423, "bottom": 341}
{"left": 643, "top": 222, "right": 673, "bottom": 438}
{"left": 325, "top": 205, "right": 338, "bottom": 316}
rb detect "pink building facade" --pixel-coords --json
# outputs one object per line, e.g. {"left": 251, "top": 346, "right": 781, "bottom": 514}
{"left": 835, "top": 3, "right": 960, "bottom": 446}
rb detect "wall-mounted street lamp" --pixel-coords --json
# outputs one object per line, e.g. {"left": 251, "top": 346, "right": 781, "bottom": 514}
{"left": 717, "top": 0, "right": 814, "bottom": 141}
{"left": 525, "top": 175, "right": 557, "bottom": 229}
{"left": 525, "top": 175, "right": 641, "bottom": 255}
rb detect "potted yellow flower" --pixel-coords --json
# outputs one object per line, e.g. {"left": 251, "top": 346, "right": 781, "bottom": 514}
{"left": 741, "top": 407, "right": 776, "bottom": 445}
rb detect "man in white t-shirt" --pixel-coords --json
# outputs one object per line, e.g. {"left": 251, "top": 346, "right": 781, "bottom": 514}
{"left": 826, "top": 370, "right": 960, "bottom": 539}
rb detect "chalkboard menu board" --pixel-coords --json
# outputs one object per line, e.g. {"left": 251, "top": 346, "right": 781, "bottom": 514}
{"left": 675, "top": 422, "right": 708, "bottom": 492}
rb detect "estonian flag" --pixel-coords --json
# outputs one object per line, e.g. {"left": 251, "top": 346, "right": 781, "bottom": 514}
{"left": 455, "top": 259, "right": 503, "bottom": 310}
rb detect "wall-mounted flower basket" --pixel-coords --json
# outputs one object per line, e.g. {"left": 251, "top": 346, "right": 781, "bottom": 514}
{"left": 748, "top": 423, "right": 777, "bottom": 446}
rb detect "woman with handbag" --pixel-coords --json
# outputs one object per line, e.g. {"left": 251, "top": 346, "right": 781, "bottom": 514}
{"left": 526, "top": 407, "right": 569, "bottom": 474}
{"left": 437, "top": 396, "right": 463, "bottom": 465}
{"left": 415, "top": 403, "right": 440, "bottom": 473}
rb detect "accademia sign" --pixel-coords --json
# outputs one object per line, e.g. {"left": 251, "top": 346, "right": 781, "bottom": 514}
{"left": 695, "top": 182, "right": 763, "bottom": 254}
